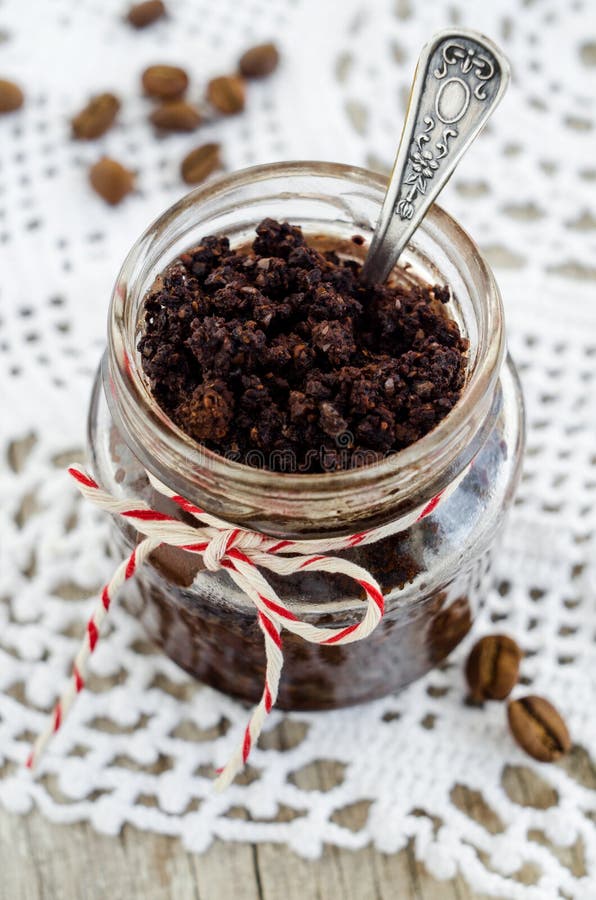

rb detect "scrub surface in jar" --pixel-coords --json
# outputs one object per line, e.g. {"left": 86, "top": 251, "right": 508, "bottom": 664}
{"left": 137, "top": 217, "right": 468, "bottom": 474}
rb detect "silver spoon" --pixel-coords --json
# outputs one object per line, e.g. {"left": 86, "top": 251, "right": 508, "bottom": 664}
{"left": 361, "top": 29, "right": 510, "bottom": 285}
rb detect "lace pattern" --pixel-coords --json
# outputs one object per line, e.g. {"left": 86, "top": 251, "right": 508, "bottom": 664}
{"left": 2, "top": 0, "right": 596, "bottom": 895}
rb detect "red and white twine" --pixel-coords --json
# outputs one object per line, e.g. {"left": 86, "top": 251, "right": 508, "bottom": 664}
{"left": 27, "top": 463, "right": 464, "bottom": 790}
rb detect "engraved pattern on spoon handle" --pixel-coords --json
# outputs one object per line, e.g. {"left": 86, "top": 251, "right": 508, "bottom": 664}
{"left": 361, "top": 29, "right": 510, "bottom": 285}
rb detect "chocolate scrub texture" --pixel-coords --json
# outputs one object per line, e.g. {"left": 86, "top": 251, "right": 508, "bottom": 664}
{"left": 138, "top": 218, "right": 468, "bottom": 473}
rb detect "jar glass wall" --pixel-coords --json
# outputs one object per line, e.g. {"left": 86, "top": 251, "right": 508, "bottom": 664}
{"left": 88, "top": 162, "right": 525, "bottom": 709}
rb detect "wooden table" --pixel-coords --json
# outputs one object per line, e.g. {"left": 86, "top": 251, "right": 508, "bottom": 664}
{"left": 0, "top": 805, "right": 489, "bottom": 900}
{"left": 3, "top": 741, "right": 591, "bottom": 900}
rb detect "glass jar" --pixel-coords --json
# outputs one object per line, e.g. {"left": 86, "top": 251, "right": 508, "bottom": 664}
{"left": 88, "top": 162, "right": 525, "bottom": 711}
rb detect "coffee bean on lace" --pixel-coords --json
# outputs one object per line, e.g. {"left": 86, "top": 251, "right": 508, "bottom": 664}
{"left": 206, "top": 75, "right": 246, "bottom": 114}
{"left": 71, "top": 93, "right": 120, "bottom": 139}
{"left": 126, "top": 0, "right": 166, "bottom": 28}
{"left": 89, "top": 157, "right": 135, "bottom": 205}
{"left": 0, "top": 78, "right": 24, "bottom": 114}
{"left": 507, "top": 695, "right": 571, "bottom": 762}
{"left": 239, "top": 43, "right": 280, "bottom": 78}
{"left": 180, "top": 142, "right": 221, "bottom": 185}
{"left": 150, "top": 100, "right": 201, "bottom": 132}
{"left": 465, "top": 634, "right": 522, "bottom": 702}
{"left": 142, "top": 64, "right": 188, "bottom": 99}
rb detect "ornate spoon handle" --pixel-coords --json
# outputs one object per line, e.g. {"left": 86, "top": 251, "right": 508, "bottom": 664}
{"left": 361, "top": 29, "right": 510, "bottom": 285}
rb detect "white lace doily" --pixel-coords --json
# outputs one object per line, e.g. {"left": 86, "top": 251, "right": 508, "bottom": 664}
{"left": 2, "top": 0, "right": 596, "bottom": 896}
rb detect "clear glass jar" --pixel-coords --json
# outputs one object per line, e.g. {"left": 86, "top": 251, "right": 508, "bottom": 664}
{"left": 88, "top": 162, "right": 525, "bottom": 710}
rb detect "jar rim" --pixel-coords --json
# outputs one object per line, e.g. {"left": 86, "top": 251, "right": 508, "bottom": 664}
{"left": 106, "top": 160, "right": 505, "bottom": 533}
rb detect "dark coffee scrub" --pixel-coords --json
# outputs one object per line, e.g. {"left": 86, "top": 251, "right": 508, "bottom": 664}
{"left": 138, "top": 218, "right": 468, "bottom": 473}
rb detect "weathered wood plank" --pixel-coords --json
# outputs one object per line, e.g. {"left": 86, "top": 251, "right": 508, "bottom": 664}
{"left": 0, "top": 806, "right": 499, "bottom": 900}
{"left": 188, "top": 840, "right": 262, "bottom": 900}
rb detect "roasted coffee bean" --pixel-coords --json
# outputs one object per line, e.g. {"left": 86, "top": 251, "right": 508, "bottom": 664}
{"left": 89, "top": 157, "right": 135, "bottom": 205}
{"left": 507, "top": 695, "right": 571, "bottom": 762}
{"left": 180, "top": 142, "right": 221, "bottom": 185}
{"left": 126, "top": 0, "right": 166, "bottom": 28}
{"left": 206, "top": 75, "right": 245, "bottom": 114}
{"left": 150, "top": 100, "right": 201, "bottom": 132}
{"left": 0, "top": 78, "right": 24, "bottom": 113}
{"left": 71, "top": 93, "right": 120, "bottom": 140}
{"left": 239, "top": 43, "right": 280, "bottom": 78}
{"left": 465, "top": 634, "right": 522, "bottom": 702}
{"left": 142, "top": 65, "right": 188, "bottom": 99}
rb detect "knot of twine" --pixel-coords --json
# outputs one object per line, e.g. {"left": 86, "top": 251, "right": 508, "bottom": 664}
{"left": 26, "top": 463, "right": 463, "bottom": 790}
{"left": 203, "top": 528, "right": 243, "bottom": 571}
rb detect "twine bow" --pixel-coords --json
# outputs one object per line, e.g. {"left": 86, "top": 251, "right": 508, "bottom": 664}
{"left": 26, "top": 463, "right": 459, "bottom": 790}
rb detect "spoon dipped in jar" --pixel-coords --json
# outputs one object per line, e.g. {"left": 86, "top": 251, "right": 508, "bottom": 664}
{"left": 361, "top": 29, "right": 510, "bottom": 285}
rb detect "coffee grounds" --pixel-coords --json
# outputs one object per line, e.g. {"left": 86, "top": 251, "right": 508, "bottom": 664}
{"left": 138, "top": 218, "right": 468, "bottom": 473}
